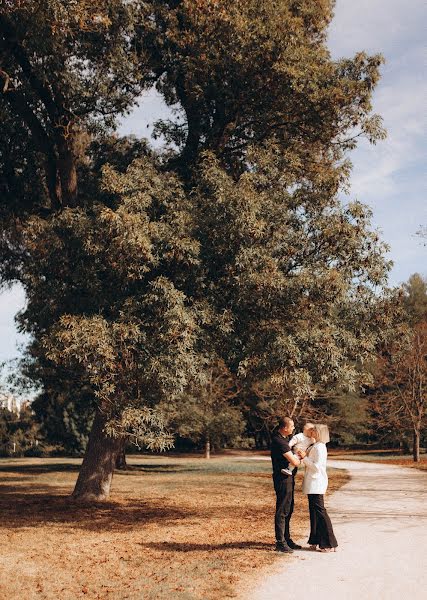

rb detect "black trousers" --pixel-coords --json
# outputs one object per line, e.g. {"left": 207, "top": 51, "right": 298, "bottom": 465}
{"left": 285, "top": 472, "right": 296, "bottom": 541}
{"left": 307, "top": 494, "right": 338, "bottom": 548}
{"left": 273, "top": 474, "right": 294, "bottom": 543}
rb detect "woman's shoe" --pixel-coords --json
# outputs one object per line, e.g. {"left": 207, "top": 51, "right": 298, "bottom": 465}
{"left": 308, "top": 545, "right": 317, "bottom": 551}
{"left": 317, "top": 547, "right": 337, "bottom": 553}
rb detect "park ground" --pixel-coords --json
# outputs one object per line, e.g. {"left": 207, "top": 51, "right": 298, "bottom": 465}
{"left": 0, "top": 454, "right": 349, "bottom": 600}
{"left": 246, "top": 458, "right": 427, "bottom": 600}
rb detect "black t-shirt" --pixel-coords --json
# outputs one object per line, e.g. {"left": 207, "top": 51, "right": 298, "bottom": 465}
{"left": 271, "top": 431, "right": 291, "bottom": 476}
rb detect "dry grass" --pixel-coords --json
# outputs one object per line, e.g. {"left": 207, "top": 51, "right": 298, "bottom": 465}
{"left": 329, "top": 450, "right": 427, "bottom": 472}
{"left": 0, "top": 455, "right": 349, "bottom": 600}
{"left": 379, "top": 458, "right": 427, "bottom": 471}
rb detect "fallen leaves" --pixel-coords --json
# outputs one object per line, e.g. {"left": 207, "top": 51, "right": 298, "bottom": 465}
{"left": 0, "top": 456, "right": 349, "bottom": 599}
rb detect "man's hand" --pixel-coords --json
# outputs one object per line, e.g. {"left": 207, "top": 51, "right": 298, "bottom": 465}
{"left": 284, "top": 450, "right": 300, "bottom": 467}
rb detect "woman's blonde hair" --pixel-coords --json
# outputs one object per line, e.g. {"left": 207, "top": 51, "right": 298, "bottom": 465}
{"left": 312, "top": 424, "right": 330, "bottom": 444}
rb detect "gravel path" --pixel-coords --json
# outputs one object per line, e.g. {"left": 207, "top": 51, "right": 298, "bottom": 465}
{"left": 247, "top": 460, "right": 427, "bottom": 600}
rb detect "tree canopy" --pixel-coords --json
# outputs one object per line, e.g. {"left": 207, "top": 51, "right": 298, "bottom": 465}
{"left": 1, "top": 0, "right": 392, "bottom": 499}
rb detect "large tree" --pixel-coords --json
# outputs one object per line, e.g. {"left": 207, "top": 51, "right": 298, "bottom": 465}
{"left": 0, "top": 0, "right": 156, "bottom": 500}
{"left": 1, "top": 0, "right": 391, "bottom": 500}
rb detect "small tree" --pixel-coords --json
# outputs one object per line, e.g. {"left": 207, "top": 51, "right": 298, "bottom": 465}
{"left": 31, "top": 387, "right": 95, "bottom": 455}
{"left": 403, "top": 274, "right": 427, "bottom": 325}
{"left": 0, "top": 405, "right": 42, "bottom": 457}
{"left": 372, "top": 322, "right": 426, "bottom": 461}
{"left": 161, "top": 361, "right": 244, "bottom": 459}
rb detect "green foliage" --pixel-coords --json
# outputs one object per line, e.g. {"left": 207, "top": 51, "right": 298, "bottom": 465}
{"left": 160, "top": 361, "right": 245, "bottom": 452}
{"left": 323, "top": 392, "right": 370, "bottom": 446}
{"left": 0, "top": 1, "right": 150, "bottom": 210}
{"left": 31, "top": 387, "right": 94, "bottom": 455}
{"left": 194, "top": 152, "right": 390, "bottom": 396}
{"left": 1, "top": 1, "right": 394, "bottom": 473}
{"left": 403, "top": 273, "right": 427, "bottom": 326}
{"left": 105, "top": 407, "right": 174, "bottom": 451}
{"left": 142, "top": 0, "right": 385, "bottom": 178}
{"left": 34, "top": 158, "right": 204, "bottom": 423}
{"left": 0, "top": 406, "right": 42, "bottom": 457}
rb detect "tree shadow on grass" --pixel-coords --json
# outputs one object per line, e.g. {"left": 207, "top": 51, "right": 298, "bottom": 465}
{"left": 0, "top": 463, "right": 81, "bottom": 474}
{"left": 0, "top": 486, "right": 191, "bottom": 532}
{"left": 0, "top": 463, "right": 206, "bottom": 476}
{"left": 139, "top": 541, "right": 274, "bottom": 552}
{"left": 0, "top": 483, "right": 273, "bottom": 536}
{"left": 116, "top": 464, "right": 203, "bottom": 474}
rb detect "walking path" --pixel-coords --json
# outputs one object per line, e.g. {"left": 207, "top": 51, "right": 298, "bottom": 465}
{"left": 248, "top": 460, "right": 427, "bottom": 600}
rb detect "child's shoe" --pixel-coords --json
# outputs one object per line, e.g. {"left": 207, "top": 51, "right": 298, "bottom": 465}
{"left": 281, "top": 467, "right": 293, "bottom": 476}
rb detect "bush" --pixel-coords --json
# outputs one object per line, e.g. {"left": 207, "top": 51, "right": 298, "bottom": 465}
{"left": 0, "top": 406, "right": 43, "bottom": 457}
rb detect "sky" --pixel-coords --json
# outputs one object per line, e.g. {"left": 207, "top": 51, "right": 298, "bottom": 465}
{"left": 0, "top": 0, "right": 426, "bottom": 372}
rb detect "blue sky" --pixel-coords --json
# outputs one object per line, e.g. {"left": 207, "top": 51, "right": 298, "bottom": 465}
{"left": 0, "top": 0, "right": 425, "bottom": 370}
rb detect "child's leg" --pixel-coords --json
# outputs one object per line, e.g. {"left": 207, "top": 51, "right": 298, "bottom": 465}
{"left": 281, "top": 467, "right": 293, "bottom": 475}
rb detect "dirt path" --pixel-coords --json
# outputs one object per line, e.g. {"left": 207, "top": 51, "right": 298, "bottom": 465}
{"left": 247, "top": 460, "right": 427, "bottom": 600}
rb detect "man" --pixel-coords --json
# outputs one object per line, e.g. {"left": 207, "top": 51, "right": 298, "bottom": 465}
{"left": 270, "top": 416, "right": 302, "bottom": 552}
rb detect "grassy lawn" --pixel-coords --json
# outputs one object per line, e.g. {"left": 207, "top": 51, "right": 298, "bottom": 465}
{"left": 0, "top": 455, "right": 348, "bottom": 600}
{"left": 329, "top": 449, "right": 427, "bottom": 471}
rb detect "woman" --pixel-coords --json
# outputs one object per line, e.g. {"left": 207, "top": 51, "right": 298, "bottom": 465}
{"left": 298, "top": 425, "right": 338, "bottom": 553}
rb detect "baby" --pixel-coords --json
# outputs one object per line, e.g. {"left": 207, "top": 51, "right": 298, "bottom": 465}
{"left": 281, "top": 422, "right": 315, "bottom": 476}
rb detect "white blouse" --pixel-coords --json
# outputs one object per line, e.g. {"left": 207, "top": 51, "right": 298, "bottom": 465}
{"left": 301, "top": 442, "right": 328, "bottom": 495}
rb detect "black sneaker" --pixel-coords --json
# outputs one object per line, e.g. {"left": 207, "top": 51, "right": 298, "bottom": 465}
{"left": 275, "top": 542, "right": 294, "bottom": 553}
{"left": 286, "top": 539, "right": 302, "bottom": 550}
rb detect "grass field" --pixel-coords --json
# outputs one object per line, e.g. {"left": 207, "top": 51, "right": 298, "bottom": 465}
{"left": 0, "top": 455, "right": 348, "bottom": 600}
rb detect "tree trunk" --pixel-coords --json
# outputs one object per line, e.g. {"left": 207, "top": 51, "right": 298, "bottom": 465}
{"left": 205, "top": 438, "right": 210, "bottom": 460}
{"left": 413, "top": 428, "right": 420, "bottom": 462}
{"left": 115, "top": 439, "right": 128, "bottom": 470}
{"left": 56, "top": 135, "right": 78, "bottom": 207}
{"left": 72, "top": 408, "right": 122, "bottom": 501}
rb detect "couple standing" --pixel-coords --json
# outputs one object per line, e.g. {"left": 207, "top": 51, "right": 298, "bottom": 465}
{"left": 271, "top": 416, "right": 338, "bottom": 553}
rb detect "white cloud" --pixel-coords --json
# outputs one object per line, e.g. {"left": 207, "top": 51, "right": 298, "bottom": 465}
{"left": 349, "top": 76, "right": 426, "bottom": 200}
{"left": 328, "top": 0, "right": 426, "bottom": 58}
{"left": 328, "top": 1, "right": 426, "bottom": 285}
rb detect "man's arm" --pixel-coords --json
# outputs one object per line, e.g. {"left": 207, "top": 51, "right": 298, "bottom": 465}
{"left": 284, "top": 450, "right": 300, "bottom": 467}
{"left": 288, "top": 434, "right": 298, "bottom": 448}
{"left": 299, "top": 445, "right": 323, "bottom": 473}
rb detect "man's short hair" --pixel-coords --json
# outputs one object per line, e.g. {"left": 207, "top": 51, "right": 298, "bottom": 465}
{"left": 278, "top": 416, "right": 293, "bottom": 429}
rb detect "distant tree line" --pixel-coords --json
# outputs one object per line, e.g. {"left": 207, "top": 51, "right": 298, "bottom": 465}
{"left": 2, "top": 272, "right": 425, "bottom": 461}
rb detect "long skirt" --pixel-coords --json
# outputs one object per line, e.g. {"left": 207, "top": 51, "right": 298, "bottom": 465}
{"left": 307, "top": 494, "right": 338, "bottom": 548}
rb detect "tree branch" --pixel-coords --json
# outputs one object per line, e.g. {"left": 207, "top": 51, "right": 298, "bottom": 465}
{"left": 0, "top": 13, "right": 59, "bottom": 123}
{"left": 1, "top": 87, "right": 61, "bottom": 209}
